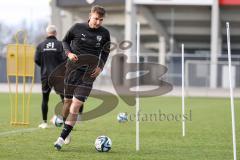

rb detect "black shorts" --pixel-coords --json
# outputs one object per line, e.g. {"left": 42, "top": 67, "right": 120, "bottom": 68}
{"left": 64, "top": 60, "right": 96, "bottom": 102}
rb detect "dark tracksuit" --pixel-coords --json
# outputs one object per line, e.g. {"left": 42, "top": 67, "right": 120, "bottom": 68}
{"left": 62, "top": 22, "right": 110, "bottom": 102}
{"left": 35, "top": 36, "right": 66, "bottom": 122}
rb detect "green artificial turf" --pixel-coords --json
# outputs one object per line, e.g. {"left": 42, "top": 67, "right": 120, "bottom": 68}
{"left": 0, "top": 93, "right": 239, "bottom": 160}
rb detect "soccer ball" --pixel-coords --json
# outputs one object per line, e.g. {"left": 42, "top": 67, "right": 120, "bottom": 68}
{"left": 51, "top": 115, "right": 64, "bottom": 127}
{"left": 117, "top": 112, "right": 128, "bottom": 123}
{"left": 95, "top": 135, "right": 112, "bottom": 152}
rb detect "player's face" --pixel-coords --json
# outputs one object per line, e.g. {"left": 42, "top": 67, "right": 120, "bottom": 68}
{"left": 89, "top": 12, "right": 104, "bottom": 29}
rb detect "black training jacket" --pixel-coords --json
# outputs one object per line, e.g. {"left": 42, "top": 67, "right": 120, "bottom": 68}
{"left": 62, "top": 22, "right": 110, "bottom": 68}
{"left": 35, "top": 36, "right": 66, "bottom": 80}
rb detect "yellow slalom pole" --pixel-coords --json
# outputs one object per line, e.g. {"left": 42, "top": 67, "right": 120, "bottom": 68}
{"left": 7, "top": 74, "right": 13, "bottom": 124}
{"left": 7, "top": 30, "right": 35, "bottom": 125}
{"left": 22, "top": 32, "right": 27, "bottom": 124}
{"left": 22, "top": 45, "right": 26, "bottom": 124}
{"left": 15, "top": 41, "right": 19, "bottom": 124}
{"left": 27, "top": 73, "right": 35, "bottom": 124}
{"left": 6, "top": 45, "right": 13, "bottom": 124}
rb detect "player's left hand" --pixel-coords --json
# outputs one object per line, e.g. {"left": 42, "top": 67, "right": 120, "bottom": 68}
{"left": 91, "top": 67, "right": 102, "bottom": 78}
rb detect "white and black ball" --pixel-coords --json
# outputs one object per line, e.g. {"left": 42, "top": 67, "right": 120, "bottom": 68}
{"left": 51, "top": 115, "right": 63, "bottom": 127}
{"left": 117, "top": 112, "right": 128, "bottom": 123}
{"left": 95, "top": 135, "right": 112, "bottom": 152}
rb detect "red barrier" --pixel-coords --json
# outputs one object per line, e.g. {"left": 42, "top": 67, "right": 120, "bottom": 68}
{"left": 220, "top": 0, "right": 240, "bottom": 5}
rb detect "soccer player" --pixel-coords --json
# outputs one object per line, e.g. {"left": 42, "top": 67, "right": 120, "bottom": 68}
{"left": 54, "top": 5, "right": 110, "bottom": 150}
{"left": 35, "top": 25, "right": 66, "bottom": 129}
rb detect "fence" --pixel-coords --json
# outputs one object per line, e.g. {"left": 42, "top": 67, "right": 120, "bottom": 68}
{"left": 0, "top": 53, "right": 240, "bottom": 88}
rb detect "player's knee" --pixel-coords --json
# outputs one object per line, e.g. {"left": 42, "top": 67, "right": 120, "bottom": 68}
{"left": 70, "top": 105, "right": 81, "bottom": 114}
{"left": 72, "top": 97, "right": 83, "bottom": 106}
{"left": 70, "top": 97, "right": 83, "bottom": 114}
{"left": 63, "top": 99, "right": 72, "bottom": 110}
{"left": 64, "top": 98, "right": 72, "bottom": 105}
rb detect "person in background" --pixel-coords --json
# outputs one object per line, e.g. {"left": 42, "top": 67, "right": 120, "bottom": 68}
{"left": 35, "top": 25, "right": 66, "bottom": 129}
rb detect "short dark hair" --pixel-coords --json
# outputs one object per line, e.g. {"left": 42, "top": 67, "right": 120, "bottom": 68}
{"left": 91, "top": 5, "right": 106, "bottom": 17}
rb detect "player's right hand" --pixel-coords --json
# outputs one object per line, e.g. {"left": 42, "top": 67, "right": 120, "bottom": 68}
{"left": 68, "top": 52, "right": 78, "bottom": 62}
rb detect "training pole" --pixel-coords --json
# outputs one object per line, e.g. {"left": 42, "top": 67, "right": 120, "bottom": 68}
{"left": 136, "top": 21, "right": 140, "bottom": 151}
{"left": 226, "top": 22, "right": 237, "bottom": 160}
{"left": 181, "top": 44, "right": 185, "bottom": 137}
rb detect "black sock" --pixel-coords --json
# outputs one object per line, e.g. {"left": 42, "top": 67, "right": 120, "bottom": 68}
{"left": 60, "top": 124, "right": 73, "bottom": 140}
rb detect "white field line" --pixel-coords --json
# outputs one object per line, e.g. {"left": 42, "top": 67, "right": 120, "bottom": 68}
{"left": 0, "top": 126, "right": 53, "bottom": 137}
